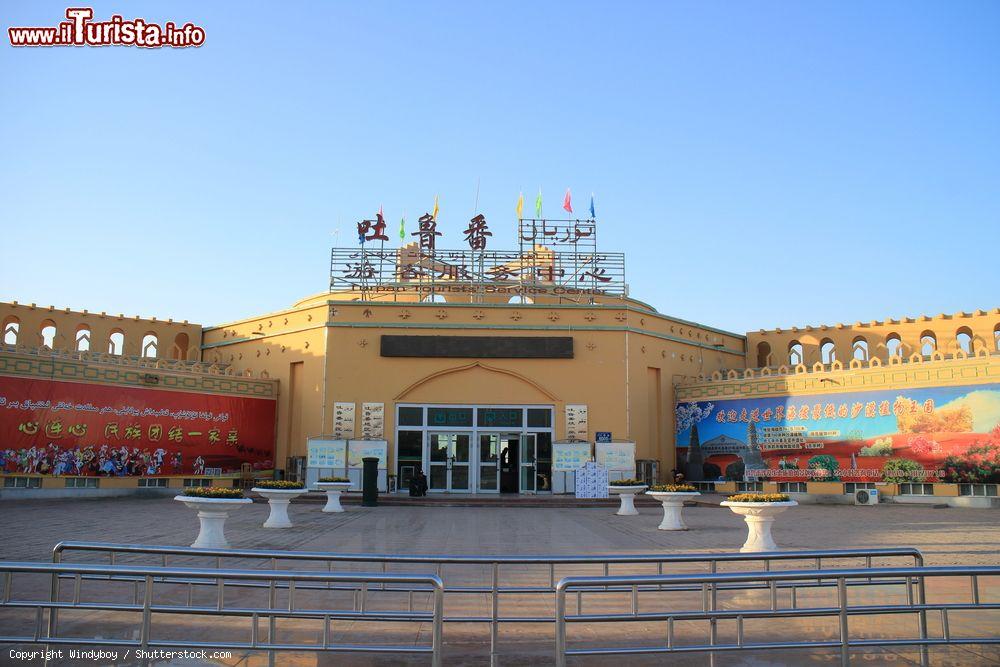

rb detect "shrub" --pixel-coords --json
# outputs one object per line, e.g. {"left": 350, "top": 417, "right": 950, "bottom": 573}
{"left": 727, "top": 493, "right": 790, "bottom": 503}
{"left": 318, "top": 476, "right": 350, "bottom": 483}
{"left": 725, "top": 460, "right": 745, "bottom": 481}
{"left": 649, "top": 484, "right": 697, "bottom": 492}
{"left": 182, "top": 487, "right": 244, "bottom": 499}
{"left": 702, "top": 462, "right": 722, "bottom": 479}
{"left": 882, "top": 458, "right": 924, "bottom": 483}
{"left": 255, "top": 480, "right": 305, "bottom": 490}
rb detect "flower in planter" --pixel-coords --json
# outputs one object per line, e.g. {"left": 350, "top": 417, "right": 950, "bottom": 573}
{"left": 182, "top": 487, "right": 245, "bottom": 499}
{"left": 650, "top": 484, "right": 697, "bottom": 492}
{"left": 318, "top": 477, "right": 351, "bottom": 483}
{"left": 727, "top": 493, "right": 790, "bottom": 503}
{"left": 255, "top": 480, "right": 305, "bottom": 490}
{"left": 609, "top": 478, "right": 646, "bottom": 486}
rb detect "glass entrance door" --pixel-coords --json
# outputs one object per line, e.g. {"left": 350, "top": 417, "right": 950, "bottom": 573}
{"left": 478, "top": 434, "right": 500, "bottom": 493}
{"left": 428, "top": 433, "right": 471, "bottom": 492}
{"left": 520, "top": 433, "right": 537, "bottom": 493}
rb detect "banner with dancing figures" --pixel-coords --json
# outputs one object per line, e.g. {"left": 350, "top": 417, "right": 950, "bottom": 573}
{"left": 0, "top": 375, "right": 277, "bottom": 477}
{"left": 675, "top": 382, "right": 1000, "bottom": 483}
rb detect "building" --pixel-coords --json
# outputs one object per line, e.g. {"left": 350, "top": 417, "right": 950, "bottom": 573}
{"left": 2, "top": 225, "right": 998, "bottom": 499}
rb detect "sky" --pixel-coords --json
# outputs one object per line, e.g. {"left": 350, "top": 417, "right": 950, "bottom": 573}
{"left": 1, "top": 1, "right": 998, "bottom": 334}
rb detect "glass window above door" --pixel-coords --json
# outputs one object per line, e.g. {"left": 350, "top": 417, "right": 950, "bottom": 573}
{"left": 427, "top": 407, "right": 473, "bottom": 427}
{"left": 477, "top": 408, "right": 523, "bottom": 428}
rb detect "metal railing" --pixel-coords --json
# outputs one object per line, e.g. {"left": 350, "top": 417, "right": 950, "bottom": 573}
{"left": 52, "top": 541, "right": 925, "bottom": 663}
{"left": 0, "top": 561, "right": 443, "bottom": 666}
{"left": 555, "top": 566, "right": 1000, "bottom": 667}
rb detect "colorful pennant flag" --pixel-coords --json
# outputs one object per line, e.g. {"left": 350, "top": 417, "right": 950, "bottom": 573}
{"left": 535, "top": 188, "right": 543, "bottom": 218}
{"left": 589, "top": 193, "right": 596, "bottom": 219}
{"left": 432, "top": 195, "right": 439, "bottom": 220}
{"left": 516, "top": 192, "right": 524, "bottom": 219}
{"left": 563, "top": 188, "right": 573, "bottom": 214}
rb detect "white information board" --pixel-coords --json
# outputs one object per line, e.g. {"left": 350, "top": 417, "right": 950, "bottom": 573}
{"left": 553, "top": 441, "right": 592, "bottom": 472}
{"left": 307, "top": 438, "right": 347, "bottom": 468}
{"left": 347, "top": 440, "right": 388, "bottom": 469}
{"left": 574, "top": 461, "right": 609, "bottom": 499}
{"left": 596, "top": 441, "right": 636, "bottom": 473}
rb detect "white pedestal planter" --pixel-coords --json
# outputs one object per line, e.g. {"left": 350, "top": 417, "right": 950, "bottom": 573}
{"left": 314, "top": 482, "right": 352, "bottom": 512}
{"left": 720, "top": 500, "right": 798, "bottom": 552}
{"left": 647, "top": 491, "right": 701, "bottom": 530}
{"left": 608, "top": 485, "right": 647, "bottom": 516}
{"left": 174, "top": 495, "right": 252, "bottom": 549}
{"left": 252, "top": 487, "right": 308, "bottom": 528}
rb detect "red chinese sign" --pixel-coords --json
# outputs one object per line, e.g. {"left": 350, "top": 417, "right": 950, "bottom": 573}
{"left": 0, "top": 375, "right": 276, "bottom": 476}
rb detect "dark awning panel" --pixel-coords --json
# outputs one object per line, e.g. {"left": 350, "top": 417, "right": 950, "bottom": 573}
{"left": 380, "top": 335, "right": 573, "bottom": 359}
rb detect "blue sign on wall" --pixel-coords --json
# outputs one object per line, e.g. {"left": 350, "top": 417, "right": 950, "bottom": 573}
{"left": 596, "top": 431, "right": 612, "bottom": 443}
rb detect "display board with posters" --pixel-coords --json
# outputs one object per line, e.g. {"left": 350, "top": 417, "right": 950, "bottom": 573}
{"left": 552, "top": 441, "right": 593, "bottom": 494}
{"left": 596, "top": 441, "right": 636, "bottom": 479}
{"left": 347, "top": 440, "right": 388, "bottom": 468}
{"left": 574, "top": 461, "right": 609, "bottom": 499}
{"left": 0, "top": 374, "right": 276, "bottom": 477}
{"left": 674, "top": 381, "right": 1000, "bottom": 484}
{"left": 306, "top": 438, "right": 347, "bottom": 469}
{"left": 553, "top": 441, "right": 592, "bottom": 471}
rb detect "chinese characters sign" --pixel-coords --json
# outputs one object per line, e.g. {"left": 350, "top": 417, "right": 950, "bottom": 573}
{"left": 565, "top": 404, "right": 589, "bottom": 442}
{"left": 330, "top": 248, "right": 626, "bottom": 296}
{"left": 0, "top": 375, "right": 276, "bottom": 476}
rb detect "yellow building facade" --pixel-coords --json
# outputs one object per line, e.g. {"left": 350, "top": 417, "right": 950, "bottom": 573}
{"left": 3, "top": 262, "right": 998, "bottom": 496}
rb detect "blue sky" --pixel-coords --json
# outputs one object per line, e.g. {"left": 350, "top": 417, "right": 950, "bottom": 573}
{"left": 2, "top": 1, "right": 998, "bottom": 333}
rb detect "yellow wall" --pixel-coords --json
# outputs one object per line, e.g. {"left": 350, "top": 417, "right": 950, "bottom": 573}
{"left": 1, "top": 301, "right": 201, "bottom": 360}
{"left": 200, "top": 289, "right": 747, "bottom": 475}
{"left": 747, "top": 308, "right": 999, "bottom": 368}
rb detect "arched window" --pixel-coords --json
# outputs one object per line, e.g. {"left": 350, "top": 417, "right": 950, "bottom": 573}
{"left": 39, "top": 320, "right": 57, "bottom": 349}
{"left": 756, "top": 341, "right": 771, "bottom": 367}
{"left": 955, "top": 327, "right": 973, "bottom": 355}
{"left": 421, "top": 294, "right": 447, "bottom": 303}
{"left": 919, "top": 331, "right": 937, "bottom": 357}
{"left": 820, "top": 339, "right": 836, "bottom": 364}
{"left": 171, "top": 332, "right": 189, "bottom": 360}
{"left": 886, "top": 333, "right": 903, "bottom": 358}
{"left": 2, "top": 317, "right": 19, "bottom": 345}
{"left": 507, "top": 295, "right": 533, "bottom": 304}
{"left": 141, "top": 333, "right": 158, "bottom": 358}
{"left": 851, "top": 336, "right": 869, "bottom": 361}
{"left": 75, "top": 325, "right": 91, "bottom": 352}
{"left": 108, "top": 330, "right": 125, "bottom": 356}
{"left": 788, "top": 340, "right": 803, "bottom": 365}
{"left": 995, "top": 323, "right": 1000, "bottom": 352}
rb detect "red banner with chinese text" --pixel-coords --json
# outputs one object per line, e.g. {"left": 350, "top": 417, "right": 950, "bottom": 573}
{"left": 0, "top": 375, "right": 276, "bottom": 476}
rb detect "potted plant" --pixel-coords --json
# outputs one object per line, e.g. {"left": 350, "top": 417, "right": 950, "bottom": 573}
{"left": 720, "top": 493, "right": 798, "bottom": 553}
{"left": 647, "top": 483, "right": 701, "bottom": 530}
{"left": 607, "top": 478, "right": 648, "bottom": 516}
{"left": 314, "top": 476, "right": 353, "bottom": 513}
{"left": 251, "top": 480, "right": 308, "bottom": 528}
{"left": 174, "top": 487, "right": 252, "bottom": 548}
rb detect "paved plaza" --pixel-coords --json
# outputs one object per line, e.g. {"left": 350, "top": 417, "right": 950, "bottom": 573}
{"left": 0, "top": 495, "right": 998, "bottom": 666}
{"left": 2, "top": 495, "right": 999, "bottom": 565}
